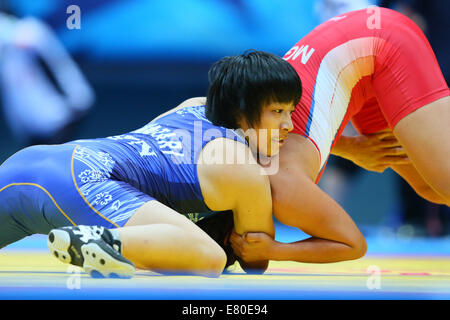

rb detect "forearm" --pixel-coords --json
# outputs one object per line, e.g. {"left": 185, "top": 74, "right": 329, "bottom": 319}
{"left": 269, "top": 158, "right": 367, "bottom": 264}
{"left": 268, "top": 236, "right": 366, "bottom": 263}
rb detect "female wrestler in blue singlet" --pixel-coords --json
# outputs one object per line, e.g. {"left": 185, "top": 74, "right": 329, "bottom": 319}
{"left": 0, "top": 51, "right": 301, "bottom": 278}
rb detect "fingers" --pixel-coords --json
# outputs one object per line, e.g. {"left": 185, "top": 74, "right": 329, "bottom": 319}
{"left": 371, "top": 132, "right": 411, "bottom": 164}
{"left": 365, "top": 155, "right": 411, "bottom": 172}
{"left": 229, "top": 231, "right": 242, "bottom": 245}
{"left": 373, "top": 136, "right": 409, "bottom": 154}
{"left": 230, "top": 232, "right": 261, "bottom": 256}
{"left": 378, "top": 139, "right": 402, "bottom": 149}
{"left": 244, "top": 232, "right": 263, "bottom": 243}
{"left": 380, "top": 147, "right": 408, "bottom": 156}
{"left": 340, "top": 131, "right": 411, "bottom": 172}
{"left": 381, "top": 155, "right": 411, "bottom": 165}
{"left": 230, "top": 232, "right": 256, "bottom": 247}
{"left": 368, "top": 130, "right": 394, "bottom": 141}
{"left": 369, "top": 156, "right": 410, "bottom": 171}
{"left": 229, "top": 232, "right": 243, "bottom": 256}
{"left": 368, "top": 130, "right": 402, "bottom": 144}
{"left": 358, "top": 135, "right": 399, "bottom": 152}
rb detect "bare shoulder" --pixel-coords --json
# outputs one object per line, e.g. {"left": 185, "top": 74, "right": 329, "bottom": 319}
{"left": 277, "top": 133, "right": 321, "bottom": 182}
{"left": 197, "top": 138, "right": 269, "bottom": 211}
{"left": 151, "top": 97, "right": 207, "bottom": 123}
{"left": 198, "top": 138, "right": 264, "bottom": 181}
{"left": 177, "top": 97, "right": 207, "bottom": 108}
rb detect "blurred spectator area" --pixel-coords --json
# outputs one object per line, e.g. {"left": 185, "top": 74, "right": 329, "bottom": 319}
{"left": 0, "top": 0, "right": 320, "bottom": 161}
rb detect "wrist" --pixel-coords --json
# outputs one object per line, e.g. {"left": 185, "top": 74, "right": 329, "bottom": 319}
{"left": 332, "top": 136, "right": 354, "bottom": 159}
{"left": 267, "top": 240, "right": 286, "bottom": 261}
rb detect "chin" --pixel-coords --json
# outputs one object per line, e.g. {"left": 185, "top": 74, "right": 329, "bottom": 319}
{"left": 260, "top": 148, "right": 280, "bottom": 158}
{"left": 266, "top": 146, "right": 281, "bottom": 157}
{"left": 254, "top": 144, "right": 280, "bottom": 159}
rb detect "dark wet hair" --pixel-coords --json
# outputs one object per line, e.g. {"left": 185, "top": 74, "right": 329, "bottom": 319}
{"left": 205, "top": 49, "right": 302, "bottom": 129}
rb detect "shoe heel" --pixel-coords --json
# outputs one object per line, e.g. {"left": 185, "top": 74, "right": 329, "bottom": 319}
{"left": 47, "top": 229, "right": 72, "bottom": 264}
{"left": 81, "top": 242, "right": 135, "bottom": 279}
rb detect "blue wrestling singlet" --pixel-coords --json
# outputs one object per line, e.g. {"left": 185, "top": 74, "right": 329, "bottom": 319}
{"left": 0, "top": 105, "right": 247, "bottom": 248}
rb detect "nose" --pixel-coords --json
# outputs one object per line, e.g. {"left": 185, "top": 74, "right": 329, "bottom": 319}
{"left": 280, "top": 112, "right": 294, "bottom": 133}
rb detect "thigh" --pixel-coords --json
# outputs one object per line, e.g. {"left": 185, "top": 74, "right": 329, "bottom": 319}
{"left": 368, "top": 14, "right": 450, "bottom": 200}
{"left": 389, "top": 162, "right": 446, "bottom": 205}
{"left": 0, "top": 209, "right": 29, "bottom": 249}
{"left": 74, "top": 179, "right": 155, "bottom": 228}
{"left": 124, "top": 200, "right": 214, "bottom": 240}
{"left": 393, "top": 96, "right": 450, "bottom": 200}
{"left": 0, "top": 145, "right": 79, "bottom": 237}
{"left": 372, "top": 12, "right": 449, "bottom": 129}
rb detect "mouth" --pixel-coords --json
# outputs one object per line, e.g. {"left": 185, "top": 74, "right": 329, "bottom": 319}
{"left": 273, "top": 136, "right": 287, "bottom": 145}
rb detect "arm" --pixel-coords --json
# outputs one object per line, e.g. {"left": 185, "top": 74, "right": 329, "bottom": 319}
{"left": 333, "top": 130, "right": 447, "bottom": 204}
{"left": 269, "top": 171, "right": 367, "bottom": 263}
{"left": 230, "top": 160, "right": 274, "bottom": 273}
{"left": 331, "top": 130, "right": 411, "bottom": 173}
{"left": 231, "top": 134, "right": 367, "bottom": 263}
{"left": 197, "top": 138, "right": 275, "bottom": 272}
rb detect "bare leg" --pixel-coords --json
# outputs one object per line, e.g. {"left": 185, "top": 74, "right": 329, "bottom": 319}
{"left": 119, "top": 200, "right": 227, "bottom": 277}
{"left": 390, "top": 163, "right": 447, "bottom": 205}
{"left": 393, "top": 96, "right": 450, "bottom": 205}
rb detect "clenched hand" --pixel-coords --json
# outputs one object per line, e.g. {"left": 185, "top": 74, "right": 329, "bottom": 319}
{"left": 229, "top": 231, "right": 274, "bottom": 262}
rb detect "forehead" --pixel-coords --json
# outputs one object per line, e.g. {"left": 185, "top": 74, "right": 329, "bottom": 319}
{"left": 264, "top": 101, "right": 296, "bottom": 109}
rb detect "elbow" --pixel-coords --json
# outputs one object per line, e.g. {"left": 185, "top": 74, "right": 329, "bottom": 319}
{"left": 347, "top": 236, "right": 367, "bottom": 260}
{"left": 238, "top": 259, "right": 269, "bottom": 275}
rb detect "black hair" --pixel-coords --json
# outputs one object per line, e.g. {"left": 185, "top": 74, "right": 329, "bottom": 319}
{"left": 205, "top": 49, "right": 302, "bottom": 129}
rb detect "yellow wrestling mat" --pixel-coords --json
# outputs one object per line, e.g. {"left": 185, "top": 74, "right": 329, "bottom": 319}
{"left": 1, "top": 249, "right": 449, "bottom": 300}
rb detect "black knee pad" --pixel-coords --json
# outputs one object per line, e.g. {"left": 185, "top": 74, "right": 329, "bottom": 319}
{"left": 195, "top": 211, "right": 237, "bottom": 269}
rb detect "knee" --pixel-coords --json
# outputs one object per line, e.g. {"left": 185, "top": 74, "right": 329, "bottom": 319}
{"left": 351, "top": 237, "right": 368, "bottom": 260}
{"left": 195, "top": 238, "right": 227, "bottom": 277}
{"left": 342, "top": 230, "right": 367, "bottom": 261}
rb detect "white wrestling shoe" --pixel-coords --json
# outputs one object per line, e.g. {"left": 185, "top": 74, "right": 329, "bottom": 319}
{"left": 47, "top": 225, "right": 135, "bottom": 279}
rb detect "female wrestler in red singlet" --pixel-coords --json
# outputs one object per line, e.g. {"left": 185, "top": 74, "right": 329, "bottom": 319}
{"left": 230, "top": 7, "right": 449, "bottom": 264}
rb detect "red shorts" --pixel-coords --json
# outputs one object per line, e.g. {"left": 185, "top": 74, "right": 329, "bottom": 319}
{"left": 284, "top": 7, "right": 449, "bottom": 181}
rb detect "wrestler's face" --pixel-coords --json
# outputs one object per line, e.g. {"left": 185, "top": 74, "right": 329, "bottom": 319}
{"left": 239, "top": 102, "right": 295, "bottom": 157}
